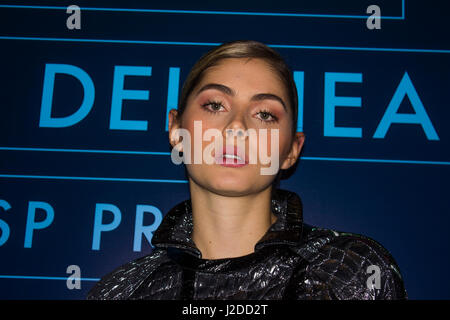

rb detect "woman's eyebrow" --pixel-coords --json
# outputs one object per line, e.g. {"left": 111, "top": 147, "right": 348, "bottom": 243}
{"left": 195, "top": 83, "right": 235, "bottom": 97}
{"left": 196, "top": 83, "right": 287, "bottom": 111}
{"left": 250, "top": 93, "right": 287, "bottom": 111}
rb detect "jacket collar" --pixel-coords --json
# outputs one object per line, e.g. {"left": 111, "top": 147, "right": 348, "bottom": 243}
{"left": 152, "top": 189, "right": 304, "bottom": 258}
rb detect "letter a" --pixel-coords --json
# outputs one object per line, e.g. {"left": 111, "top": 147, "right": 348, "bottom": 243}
{"left": 66, "top": 265, "right": 81, "bottom": 289}
{"left": 66, "top": 5, "right": 81, "bottom": 30}
{"left": 373, "top": 72, "right": 439, "bottom": 140}
{"left": 366, "top": 5, "right": 381, "bottom": 30}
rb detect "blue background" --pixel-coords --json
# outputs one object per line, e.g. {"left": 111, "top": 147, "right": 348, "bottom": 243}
{"left": 0, "top": 0, "right": 449, "bottom": 299}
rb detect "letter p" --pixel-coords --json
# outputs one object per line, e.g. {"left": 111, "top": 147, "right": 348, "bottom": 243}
{"left": 91, "top": 203, "right": 122, "bottom": 250}
{"left": 24, "top": 201, "right": 55, "bottom": 248}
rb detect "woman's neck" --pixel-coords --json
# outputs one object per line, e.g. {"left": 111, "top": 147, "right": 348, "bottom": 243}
{"left": 189, "top": 181, "right": 277, "bottom": 260}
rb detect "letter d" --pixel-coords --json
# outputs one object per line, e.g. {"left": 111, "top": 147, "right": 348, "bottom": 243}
{"left": 39, "top": 64, "right": 95, "bottom": 128}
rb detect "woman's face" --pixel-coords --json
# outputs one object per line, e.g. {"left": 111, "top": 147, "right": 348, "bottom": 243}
{"left": 170, "top": 58, "right": 304, "bottom": 197}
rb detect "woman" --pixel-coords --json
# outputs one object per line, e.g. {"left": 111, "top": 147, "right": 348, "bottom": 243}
{"left": 87, "top": 40, "right": 407, "bottom": 300}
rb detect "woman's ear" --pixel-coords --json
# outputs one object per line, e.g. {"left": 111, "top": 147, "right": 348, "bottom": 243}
{"left": 281, "top": 132, "right": 305, "bottom": 170}
{"left": 168, "top": 109, "right": 181, "bottom": 148}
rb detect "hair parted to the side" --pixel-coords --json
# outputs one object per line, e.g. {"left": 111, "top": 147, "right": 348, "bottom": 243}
{"left": 177, "top": 40, "right": 299, "bottom": 136}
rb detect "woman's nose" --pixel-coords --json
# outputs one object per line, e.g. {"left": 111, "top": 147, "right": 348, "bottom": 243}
{"left": 226, "top": 128, "right": 245, "bottom": 140}
{"left": 223, "top": 109, "right": 248, "bottom": 140}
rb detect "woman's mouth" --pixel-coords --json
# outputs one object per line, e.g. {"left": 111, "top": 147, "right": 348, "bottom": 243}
{"left": 215, "top": 146, "right": 248, "bottom": 167}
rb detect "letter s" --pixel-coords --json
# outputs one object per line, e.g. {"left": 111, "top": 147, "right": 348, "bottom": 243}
{"left": 0, "top": 200, "right": 12, "bottom": 246}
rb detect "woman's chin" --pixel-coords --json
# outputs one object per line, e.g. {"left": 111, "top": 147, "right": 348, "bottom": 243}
{"left": 208, "top": 187, "right": 260, "bottom": 198}
{"left": 187, "top": 164, "right": 275, "bottom": 197}
{"left": 189, "top": 175, "right": 255, "bottom": 197}
{"left": 206, "top": 175, "right": 274, "bottom": 197}
{"left": 210, "top": 177, "right": 252, "bottom": 192}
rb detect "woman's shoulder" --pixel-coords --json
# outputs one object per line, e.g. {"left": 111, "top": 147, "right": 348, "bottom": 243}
{"left": 86, "top": 249, "right": 170, "bottom": 300}
{"left": 298, "top": 223, "right": 401, "bottom": 264}
{"left": 288, "top": 223, "right": 408, "bottom": 299}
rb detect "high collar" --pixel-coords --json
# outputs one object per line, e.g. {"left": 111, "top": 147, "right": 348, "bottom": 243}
{"left": 152, "top": 189, "right": 304, "bottom": 259}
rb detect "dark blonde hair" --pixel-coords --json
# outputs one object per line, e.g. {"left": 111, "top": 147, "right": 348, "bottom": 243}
{"left": 178, "top": 40, "right": 299, "bottom": 135}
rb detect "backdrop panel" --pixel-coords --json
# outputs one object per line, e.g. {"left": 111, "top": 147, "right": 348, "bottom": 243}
{"left": 0, "top": 0, "right": 449, "bottom": 299}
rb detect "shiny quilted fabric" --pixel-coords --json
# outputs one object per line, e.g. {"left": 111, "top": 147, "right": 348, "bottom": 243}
{"left": 87, "top": 189, "right": 407, "bottom": 300}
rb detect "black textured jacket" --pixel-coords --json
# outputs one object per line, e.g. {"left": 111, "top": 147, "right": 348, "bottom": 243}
{"left": 87, "top": 189, "right": 407, "bottom": 300}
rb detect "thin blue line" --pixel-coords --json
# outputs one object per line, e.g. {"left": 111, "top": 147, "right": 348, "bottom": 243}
{"left": 270, "top": 43, "right": 450, "bottom": 54}
{"left": 0, "top": 275, "right": 100, "bottom": 281}
{"left": 402, "top": 0, "right": 405, "bottom": 19}
{"left": 1, "top": 36, "right": 448, "bottom": 54}
{"left": 0, "top": 147, "right": 171, "bottom": 156}
{"left": 301, "top": 157, "right": 450, "bottom": 166}
{"left": 0, "top": 4, "right": 404, "bottom": 19}
{"left": 0, "top": 36, "right": 220, "bottom": 46}
{"left": 0, "top": 174, "right": 189, "bottom": 183}
{"left": 0, "top": 147, "right": 448, "bottom": 166}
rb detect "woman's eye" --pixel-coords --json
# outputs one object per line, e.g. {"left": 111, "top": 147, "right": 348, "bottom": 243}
{"left": 256, "top": 111, "right": 277, "bottom": 122}
{"left": 203, "top": 101, "right": 225, "bottom": 112}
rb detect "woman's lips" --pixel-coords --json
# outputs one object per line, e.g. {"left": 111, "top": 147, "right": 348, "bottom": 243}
{"left": 214, "top": 145, "right": 248, "bottom": 167}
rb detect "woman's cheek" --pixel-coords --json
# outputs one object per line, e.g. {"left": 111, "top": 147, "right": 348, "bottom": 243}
{"left": 265, "top": 127, "right": 292, "bottom": 169}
